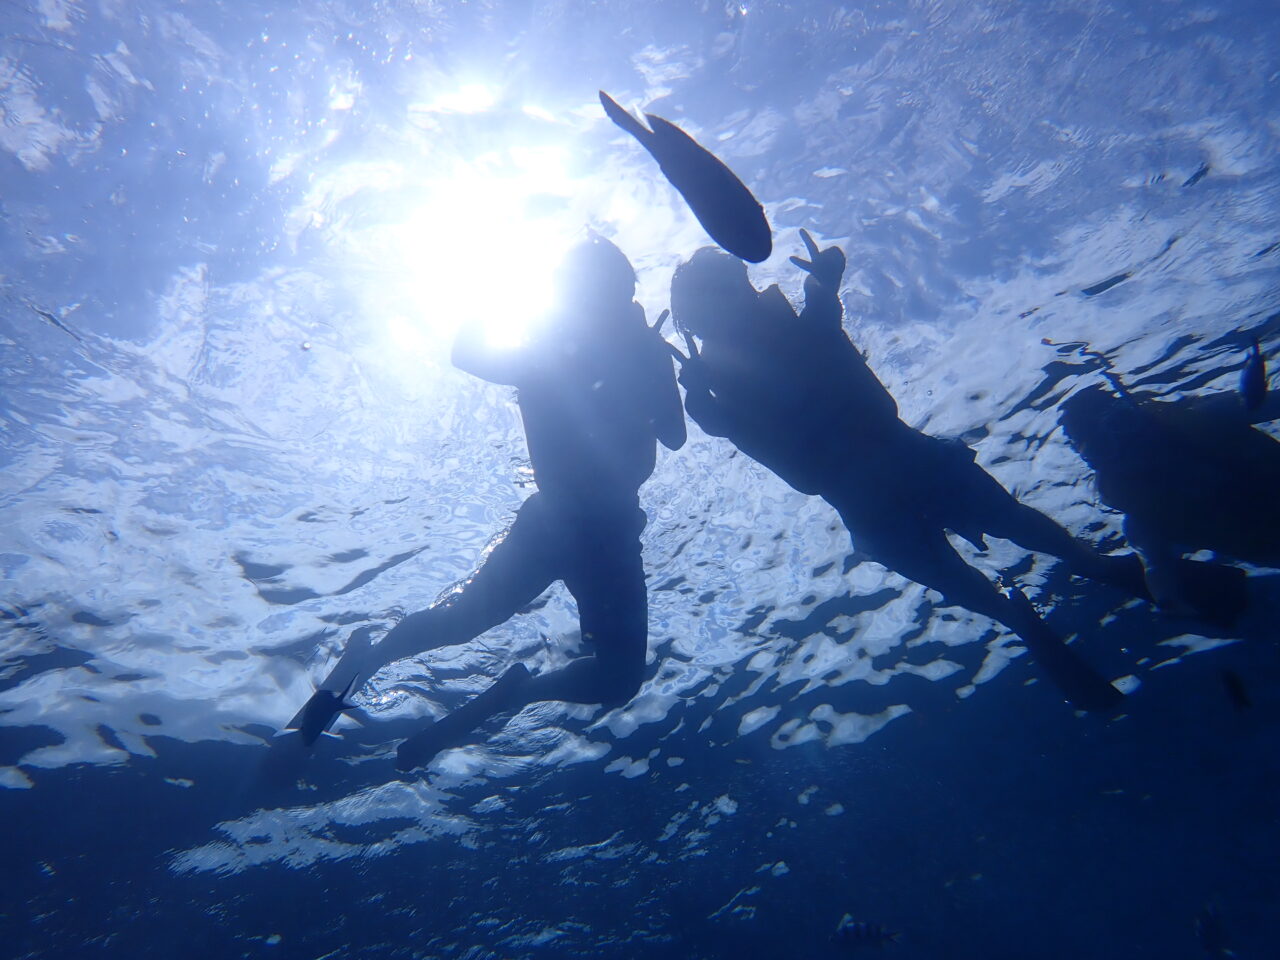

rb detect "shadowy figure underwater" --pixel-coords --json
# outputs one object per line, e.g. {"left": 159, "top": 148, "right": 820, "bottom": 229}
{"left": 286, "top": 235, "right": 686, "bottom": 770}
{"left": 670, "top": 232, "right": 1180, "bottom": 712}
{"left": 1058, "top": 338, "right": 1277, "bottom": 617}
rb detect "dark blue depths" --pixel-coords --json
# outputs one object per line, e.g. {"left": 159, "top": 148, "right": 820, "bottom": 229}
{"left": 4, "top": 603, "right": 1280, "bottom": 960}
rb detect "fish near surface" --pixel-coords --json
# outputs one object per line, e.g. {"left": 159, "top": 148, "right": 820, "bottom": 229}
{"left": 290, "top": 674, "right": 359, "bottom": 746}
{"left": 599, "top": 90, "right": 772, "bottom": 263}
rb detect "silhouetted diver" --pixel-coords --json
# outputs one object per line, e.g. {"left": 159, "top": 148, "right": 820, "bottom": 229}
{"left": 600, "top": 90, "right": 772, "bottom": 263}
{"left": 293, "top": 234, "right": 686, "bottom": 769}
{"left": 670, "top": 232, "right": 1161, "bottom": 712}
{"left": 1058, "top": 344, "right": 1278, "bottom": 616}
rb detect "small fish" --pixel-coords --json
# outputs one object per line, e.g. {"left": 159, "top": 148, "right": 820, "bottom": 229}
{"left": 1240, "top": 336, "right": 1266, "bottom": 411}
{"left": 834, "top": 914, "right": 900, "bottom": 949}
{"left": 291, "top": 674, "right": 359, "bottom": 746}
{"left": 599, "top": 90, "right": 772, "bottom": 263}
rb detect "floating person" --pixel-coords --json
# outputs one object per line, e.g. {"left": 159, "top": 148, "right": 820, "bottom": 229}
{"left": 834, "top": 914, "right": 900, "bottom": 949}
{"left": 600, "top": 90, "right": 772, "bottom": 263}
{"left": 669, "top": 231, "right": 1170, "bottom": 712}
{"left": 288, "top": 234, "right": 686, "bottom": 769}
{"left": 1057, "top": 339, "right": 1278, "bottom": 617}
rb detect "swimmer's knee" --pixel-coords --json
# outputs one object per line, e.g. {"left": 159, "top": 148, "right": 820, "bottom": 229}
{"left": 596, "top": 658, "right": 644, "bottom": 708}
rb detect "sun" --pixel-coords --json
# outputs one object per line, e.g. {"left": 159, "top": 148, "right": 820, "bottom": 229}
{"left": 325, "top": 84, "right": 598, "bottom": 362}
{"left": 388, "top": 143, "right": 582, "bottom": 351}
{"left": 311, "top": 82, "right": 693, "bottom": 382}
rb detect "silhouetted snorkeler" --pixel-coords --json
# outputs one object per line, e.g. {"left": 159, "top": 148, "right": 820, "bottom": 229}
{"left": 1058, "top": 338, "right": 1278, "bottom": 617}
{"left": 600, "top": 90, "right": 772, "bottom": 263}
{"left": 669, "top": 232, "right": 1164, "bottom": 712}
{"left": 289, "top": 234, "right": 686, "bottom": 769}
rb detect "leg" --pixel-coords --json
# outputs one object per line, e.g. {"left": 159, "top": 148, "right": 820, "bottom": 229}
{"left": 970, "top": 468, "right": 1247, "bottom": 625}
{"left": 396, "top": 509, "right": 649, "bottom": 770}
{"left": 314, "top": 496, "right": 560, "bottom": 694}
{"left": 521, "top": 534, "right": 648, "bottom": 708}
{"left": 955, "top": 462, "right": 1149, "bottom": 596}
{"left": 839, "top": 504, "right": 1121, "bottom": 711}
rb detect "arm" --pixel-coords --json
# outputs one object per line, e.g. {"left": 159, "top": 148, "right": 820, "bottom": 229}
{"left": 1123, "top": 513, "right": 1195, "bottom": 616}
{"left": 674, "top": 339, "right": 734, "bottom": 439}
{"left": 650, "top": 343, "right": 688, "bottom": 451}
{"left": 790, "top": 228, "right": 847, "bottom": 330}
{"left": 639, "top": 306, "right": 687, "bottom": 451}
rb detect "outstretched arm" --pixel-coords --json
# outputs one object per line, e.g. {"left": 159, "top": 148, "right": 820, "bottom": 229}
{"left": 790, "top": 228, "right": 846, "bottom": 330}
{"left": 645, "top": 311, "right": 688, "bottom": 451}
{"left": 673, "top": 335, "right": 734, "bottom": 438}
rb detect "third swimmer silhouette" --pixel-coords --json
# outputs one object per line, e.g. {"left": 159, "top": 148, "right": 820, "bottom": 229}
{"left": 670, "top": 232, "right": 1159, "bottom": 711}
{"left": 292, "top": 234, "right": 686, "bottom": 767}
{"left": 1058, "top": 339, "right": 1274, "bottom": 618}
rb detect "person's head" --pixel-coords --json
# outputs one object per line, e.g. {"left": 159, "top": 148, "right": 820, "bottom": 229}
{"left": 553, "top": 232, "right": 637, "bottom": 314}
{"left": 1058, "top": 383, "right": 1144, "bottom": 469}
{"left": 670, "top": 247, "right": 756, "bottom": 342}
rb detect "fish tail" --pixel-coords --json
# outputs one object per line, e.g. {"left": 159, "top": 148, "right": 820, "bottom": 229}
{"left": 599, "top": 90, "right": 653, "bottom": 144}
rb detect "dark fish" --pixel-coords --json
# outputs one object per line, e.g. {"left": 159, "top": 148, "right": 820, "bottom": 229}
{"left": 1221, "top": 670, "right": 1251, "bottom": 711}
{"left": 599, "top": 90, "right": 772, "bottom": 263}
{"left": 835, "top": 915, "right": 900, "bottom": 949}
{"left": 292, "top": 674, "right": 359, "bottom": 746}
{"left": 1241, "top": 336, "right": 1266, "bottom": 411}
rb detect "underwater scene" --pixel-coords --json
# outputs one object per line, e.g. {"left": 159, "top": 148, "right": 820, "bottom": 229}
{"left": 2, "top": 1, "right": 1278, "bottom": 957}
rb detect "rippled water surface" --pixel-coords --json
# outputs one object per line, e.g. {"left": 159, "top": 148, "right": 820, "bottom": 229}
{"left": 2, "top": 1, "right": 1279, "bottom": 958}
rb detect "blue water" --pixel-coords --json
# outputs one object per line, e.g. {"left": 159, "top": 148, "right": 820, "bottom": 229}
{"left": 2, "top": 1, "right": 1279, "bottom": 957}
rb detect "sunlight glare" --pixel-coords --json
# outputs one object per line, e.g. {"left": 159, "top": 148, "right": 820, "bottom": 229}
{"left": 387, "top": 143, "right": 580, "bottom": 352}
